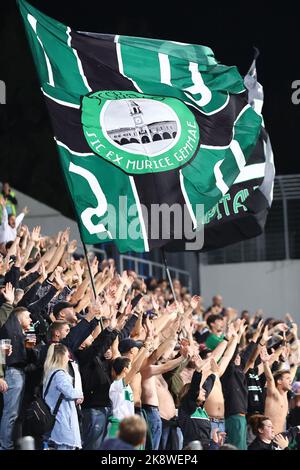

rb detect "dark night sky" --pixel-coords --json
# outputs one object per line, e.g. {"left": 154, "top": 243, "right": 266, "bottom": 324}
{"left": 0, "top": 0, "right": 300, "bottom": 217}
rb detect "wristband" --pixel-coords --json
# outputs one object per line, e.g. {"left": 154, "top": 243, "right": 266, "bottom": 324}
{"left": 259, "top": 342, "right": 265, "bottom": 346}
{"left": 224, "top": 336, "right": 229, "bottom": 342}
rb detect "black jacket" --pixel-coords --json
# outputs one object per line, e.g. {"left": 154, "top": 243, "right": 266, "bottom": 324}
{"left": 77, "top": 327, "right": 119, "bottom": 408}
{"left": 221, "top": 341, "right": 257, "bottom": 417}
{"left": 76, "top": 313, "right": 139, "bottom": 409}
{"left": 248, "top": 426, "right": 299, "bottom": 450}
{"left": 0, "top": 311, "right": 36, "bottom": 368}
{"left": 178, "top": 370, "right": 216, "bottom": 449}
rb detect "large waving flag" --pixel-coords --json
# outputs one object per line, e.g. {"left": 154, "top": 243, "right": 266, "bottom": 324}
{"left": 18, "top": 0, "right": 262, "bottom": 253}
{"left": 199, "top": 50, "right": 275, "bottom": 252}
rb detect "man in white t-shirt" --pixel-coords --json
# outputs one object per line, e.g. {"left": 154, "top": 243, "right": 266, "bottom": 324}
{"left": 107, "top": 356, "right": 134, "bottom": 438}
{"left": 0, "top": 199, "right": 28, "bottom": 245}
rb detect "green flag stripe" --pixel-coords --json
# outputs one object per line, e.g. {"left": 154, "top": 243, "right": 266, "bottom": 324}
{"left": 181, "top": 105, "right": 262, "bottom": 220}
{"left": 19, "top": 0, "right": 91, "bottom": 100}
{"left": 118, "top": 36, "right": 245, "bottom": 115}
{"left": 58, "top": 145, "right": 146, "bottom": 252}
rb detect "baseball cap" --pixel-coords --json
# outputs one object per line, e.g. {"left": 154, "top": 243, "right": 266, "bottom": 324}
{"left": 118, "top": 338, "right": 143, "bottom": 354}
{"left": 53, "top": 301, "right": 76, "bottom": 319}
{"left": 292, "top": 381, "right": 300, "bottom": 395}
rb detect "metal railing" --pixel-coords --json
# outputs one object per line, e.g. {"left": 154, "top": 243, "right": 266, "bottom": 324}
{"left": 86, "top": 248, "right": 192, "bottom": 292}
{"left": 119, "top": 254, "right": 192, "bottom": 292}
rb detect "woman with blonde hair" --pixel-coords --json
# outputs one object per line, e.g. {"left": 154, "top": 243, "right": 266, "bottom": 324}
{"left": 43, "top": 343, "right": 83, "bottom": 450}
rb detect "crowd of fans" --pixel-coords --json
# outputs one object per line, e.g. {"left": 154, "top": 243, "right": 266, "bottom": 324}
{"left": 0, "top": 183, "right": 300, "bottom": 451}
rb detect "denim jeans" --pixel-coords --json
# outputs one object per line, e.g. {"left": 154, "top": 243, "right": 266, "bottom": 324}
{"left": 210, "top": 417, "right": 225, "bottom": 438}
{"left": 144, "top": 406, "right": 162, "bottom": 450}
{"left": 56, "top": 444, "right": 75, "bottom": 450}
{"left": 160, "top": 421, "right": 183, "bottom": 450}
{"left": 0, "top": 367, "right": 25, "bottom": 450}
{"left": 81, "top": 407, "right": 111, "bottom": 450}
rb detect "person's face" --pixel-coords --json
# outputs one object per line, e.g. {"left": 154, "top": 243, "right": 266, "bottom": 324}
{"left": 19, "top": 311, "right": 32, "bottom": 331}
{"left": 211, "top": 318, "right": 224, "bottom": 333}
{"left": 213, "top": 295, "right": 223, "bottom": 306}
{"left": 278, "top": 373, "right": 292, "bottom": 391}
{"left": 160, "top": 281, "right": 168, "bottom": 290}
{"left": 60, "top": 307, "right": 77, "bottom": 326}
{"left": 56, "top": 324, "right": 71, "bottom": 341}
{"left": 3, "top": 183, "right": 10, "bottom": 195}
{"left": 8, "top": 215, "right": 16, "bottom": 228}
{"left": 259, "top": 419, "right": 275, "bottom": 441}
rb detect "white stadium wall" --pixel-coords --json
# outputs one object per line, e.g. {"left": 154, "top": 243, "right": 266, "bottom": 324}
{"left": 15, "top": 190, "right": 82, "bottom": 248}
{"left": 200, "top": 260, "right": 300, "bottom": 321}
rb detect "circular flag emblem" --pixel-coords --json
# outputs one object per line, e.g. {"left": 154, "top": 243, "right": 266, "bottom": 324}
{"left": 81, "top": 90, "right": 200, "bottom": 175}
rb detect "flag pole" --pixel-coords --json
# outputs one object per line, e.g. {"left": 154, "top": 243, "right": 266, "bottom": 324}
{"left": 161, "top": 247, "right": 176, "bottom": 301}
{"left": 81, "top": 240, "right": 104, "bottom": 331}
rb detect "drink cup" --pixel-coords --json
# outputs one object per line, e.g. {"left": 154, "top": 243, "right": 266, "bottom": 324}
{"left": 0, "top": 339, "right": 11, "bottom": 356}
{"left": 25, "top": 334, "right": 36, "bottom": 349}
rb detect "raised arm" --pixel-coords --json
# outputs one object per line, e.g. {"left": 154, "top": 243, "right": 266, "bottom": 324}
{"left": 261, "top": 348, "right": 277, "bottom": 395}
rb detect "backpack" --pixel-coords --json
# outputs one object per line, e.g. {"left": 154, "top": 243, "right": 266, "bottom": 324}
{"left": 24, "top": 370, "right": 64, "bottom": 436}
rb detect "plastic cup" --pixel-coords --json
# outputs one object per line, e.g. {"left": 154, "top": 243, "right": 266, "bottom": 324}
{"left": 24, "top": 334, "right": 36, "bottom": 349}
{"left": 0, "top": 339, "right": 11, "bottom": 356}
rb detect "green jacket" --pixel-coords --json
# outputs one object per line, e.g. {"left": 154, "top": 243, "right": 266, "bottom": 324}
{"left": 0, "top": 302, "right": 13, "bottom": 329}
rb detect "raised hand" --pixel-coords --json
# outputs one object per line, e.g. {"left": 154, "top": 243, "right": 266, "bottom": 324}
{"left": 260, "top": 325, "right": 272, "bottom": 345}
{"left": 190, "top": 295, "right": 201, "bottom": 310}
{"left": 31, "top": 225, "right": 41, "bottom": 244}
{"left": 21, "top": 206, "right": 29, "bottom": 216}
{"left": 55, "top": 231, "right": 62, "bottom": 246}
{"left": 3, "top": 282, "right": 15, "bottom": 305}
{"left": 260, "top": 346, "right": 272, "bottom": 363}
{"left": 73, "top": 260, "right": 84, "bottom": 279}
{"left": 252, "top": 319, "right": 264, "bottom": 342}
{"left": 104, "top": 288, "right": 117, "bottom": 307}
{"left": 89, "top": 296, "right": 102, "bottom": 317}
{"left": 226, "top": 321, "right": 238, "bottom": 339}
{"left": 67, "top": 239, "right": 77, "bottom": 254}
{"left": 18, "top": 225, "right": 27, "bottom": 238}
{"left": 53, "top": 267, "right": 65, "bottom": 290}
{"left": 61, "top": 228, "right": 70, "bottom": 244}
{"left": 38, "top": 262, "right": 47, "bottom": 282}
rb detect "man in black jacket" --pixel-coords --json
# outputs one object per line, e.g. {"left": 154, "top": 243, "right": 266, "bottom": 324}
{"left": 221, "top": 327, "right": 257, "bottom": 450}
{"left": 0, "top": 306, "right": 36, "bottom": 449}
{"left": 77, "top": 311, "right": 140, "bottom": 450}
